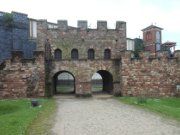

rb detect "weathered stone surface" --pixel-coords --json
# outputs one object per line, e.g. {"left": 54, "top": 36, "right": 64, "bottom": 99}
{"left": 0, "top": 11, "right": 179, "bottom": 98}
{"left": 121, "top": 51, "right": 180, "bottom": 97}
{"left": 0, "top": 52, "right": 45, "bottom": 98}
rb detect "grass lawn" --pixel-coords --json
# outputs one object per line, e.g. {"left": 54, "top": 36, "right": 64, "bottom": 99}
{"left": 116, "top": 97, "right": 180, "bottom": 121}
{"left": 0, "top": 98, "right": 56, "bottom": 135}
{"left": 56, "top": 84, "right": 103, "bottom": 93}
{"left": 92, "top": 84, "right": 103, "bottom": 92}
{"left": 56, "top": 85, "right": 74, "bottom": 93}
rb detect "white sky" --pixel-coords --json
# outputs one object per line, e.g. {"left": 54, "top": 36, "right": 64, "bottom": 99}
{"left": 1, "top": 0, "right": 180, "bottom": 50}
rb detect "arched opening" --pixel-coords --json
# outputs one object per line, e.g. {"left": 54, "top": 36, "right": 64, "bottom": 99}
{"left": 91, "top": 70, "right": 113, "bottom": 94}
{"left": 54, "top": 49, "right": 62, "bottom": 60}
{"left": 104, "top": 49, "right": 111, "bottom": 59}
{"left": 53, "top": 71, "right": 75, "bottom": 94}
{"left": 91, "top": 73, "right": 103, "bottom": 93}
{"left": 88, "top": 49, "right": 95, "bottom": 60}
{"left": 71, "top": 49, "right": 79, "bottom": 60}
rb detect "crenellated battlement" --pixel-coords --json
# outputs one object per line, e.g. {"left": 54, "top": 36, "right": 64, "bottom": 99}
{"left": 78, "top": 20, "right": 88, "bottom": 30}
{"left": 0, "top": 50, "right": 45, "bottom": 98}
{"left": 0, "top": 11, "right": 28, "bottom": 28}
{"left": 40, "top": 20, "right": 126, "bottom": 31}
{"left": 1, "top": 50, "right": 44, "bottom": 70}
{"left": 121, "top": 50, "right": 180, "bottom": 64}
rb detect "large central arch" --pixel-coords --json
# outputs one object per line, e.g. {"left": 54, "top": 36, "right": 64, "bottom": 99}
{"left": 53, "top": 71, "right": 75, "bottom": 94}
{"left": 91, "top": 70, "right": 113, "bottom": 94}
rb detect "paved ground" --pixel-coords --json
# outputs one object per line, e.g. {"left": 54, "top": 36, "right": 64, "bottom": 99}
{"left": 52, "top": 95, "right": 180, "bottom": 135}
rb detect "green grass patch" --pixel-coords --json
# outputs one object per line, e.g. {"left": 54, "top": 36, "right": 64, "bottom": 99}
{"left": 0, "top": 98, "right": 56, "bottom": 135}
{"left": 26, "top": 98, "right": 56, "bottom": 135}
{"left": 116, "top": 97, "right": 180, "bottom": 121}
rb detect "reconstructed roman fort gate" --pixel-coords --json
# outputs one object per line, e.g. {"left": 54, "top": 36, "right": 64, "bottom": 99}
{"left": 0, "top": 11, "right": 179, "bottom": 98}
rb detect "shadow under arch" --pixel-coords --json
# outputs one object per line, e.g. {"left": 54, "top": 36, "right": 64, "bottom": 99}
{"left": 53, "top": 70, "right": 75, "bottom": 94}
{"left": 91, "top": 70, "right": 113, "bottom": 94}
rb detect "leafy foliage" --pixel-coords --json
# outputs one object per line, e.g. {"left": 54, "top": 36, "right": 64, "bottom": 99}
{"left": 3, "top": 13, "right": 13, "bottom": 27}
{"left": 133, "top": 38, "right": 144, "bottom": 58}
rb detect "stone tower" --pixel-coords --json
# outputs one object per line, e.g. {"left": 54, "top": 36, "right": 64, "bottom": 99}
{"left": 142, "top": 25, "right": 163, "bottom": 53}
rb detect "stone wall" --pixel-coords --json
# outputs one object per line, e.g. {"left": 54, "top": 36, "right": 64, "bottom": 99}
{"left": 37, "top": 20, "right": 126, "bottom": 60}
{"left": 51, "top": 59, "right": 121, "bottom": 96}
{"left": 0, "top": 51, "right": 45, "bottom": 98}
{"left": 36, "top": 20, "right": 125, "bottom": 96}
{"left": 121, "top": 50, "right": 180, "bottom": 97}
{"left": 0, "top": 10, "right": 180, "bottom": 98}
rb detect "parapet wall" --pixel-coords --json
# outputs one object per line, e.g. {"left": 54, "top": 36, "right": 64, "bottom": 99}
{"left": 0, "top": 51, "right": 45, "bottom": 98}
{"left": 36, "top": 20, "right": 127, "bottom": 59}
{"left": 40, "top": 19, "right": 126, "bottom": 31}
{"left": 121, "top": 50, "right": 180, "bottom": 97}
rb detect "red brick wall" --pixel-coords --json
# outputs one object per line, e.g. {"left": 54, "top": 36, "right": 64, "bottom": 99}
{"left": 121, "top": 51, "right": 180, "bottom": 97}
{"left": 0, "top": 51, "right": 45, "bottom": 98}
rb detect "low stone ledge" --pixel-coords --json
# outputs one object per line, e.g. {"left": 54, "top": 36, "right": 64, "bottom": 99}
{"left": 76, "top": 93, "right": 92, "bottom": 98}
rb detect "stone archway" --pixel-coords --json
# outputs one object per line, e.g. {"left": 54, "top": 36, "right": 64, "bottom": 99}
{"left": 91, "top": 70, "right": 113, "bottom": 94}
{"left": 53, "top": 71, "right": 75, "bottom": 94}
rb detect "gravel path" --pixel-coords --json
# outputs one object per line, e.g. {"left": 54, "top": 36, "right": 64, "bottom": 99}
{"left": 52, "top": 96, "right": 180, "bottom": 135}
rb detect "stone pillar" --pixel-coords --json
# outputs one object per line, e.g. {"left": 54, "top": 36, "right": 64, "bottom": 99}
{"left": 78, "top": 20, "right": 87, "bottom": 30}
{"left": 121, "top": 50, "right": 131, "bottom": 65}
{"left": 116, "top": 21, "right": 126, "bottom": 31}
{"left": 75, "top": 81, "right": 92, "bottom": 97}
{"left": 113, "top": 82, "right": 121, "bottom": 96}
{"left": 57, "top": 20, "right": 68, "bottom": 30}
{"left": 97, "top": 21, "right": 107, "bottom": 30}
{"left": 34, "top": 51, "right": 45, "bottom": 97}
{"left": 174, "top": 50, "right": 180, "bottom": 60}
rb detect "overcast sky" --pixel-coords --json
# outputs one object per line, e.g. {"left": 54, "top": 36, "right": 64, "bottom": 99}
{"left": 1, "top": 0, "right": 180, "bottom": 50}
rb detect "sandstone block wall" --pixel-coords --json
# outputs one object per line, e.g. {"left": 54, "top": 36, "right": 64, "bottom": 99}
{"left": 121, "top": 51, "right": 180, "bottom": 97}
{"left": 0, "top": 51, "right": 45, "bottom": 98}
{"left": 37, "top": 20, "right": 126, "bottom": 60}
{"left": 51, "top": 59, "right": 121, "bottom": 95}
{"left": 1, "top": 11, "right": 180, "bottom": 98}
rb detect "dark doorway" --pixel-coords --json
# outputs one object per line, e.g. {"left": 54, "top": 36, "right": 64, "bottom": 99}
{"left": 91, "top": 70, "right": 113, "bottom": 94}
{"left": 53, "top": 71, "right": 75, "bottom": 94}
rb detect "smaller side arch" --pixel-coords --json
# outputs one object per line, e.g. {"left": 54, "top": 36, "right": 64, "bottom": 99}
{"left": 91, "top": 70, "right": 113, "bottom": 94}
{"left": 97, "top": 70, "right": 113, "bottom": 93}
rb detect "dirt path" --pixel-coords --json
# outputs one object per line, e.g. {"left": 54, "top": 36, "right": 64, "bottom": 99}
{"left": 52, "top": 96, "right": 180, "bottom": 135}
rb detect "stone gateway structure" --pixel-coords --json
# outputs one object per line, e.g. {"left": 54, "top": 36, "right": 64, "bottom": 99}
{"left": 0, "top": 11, "right": 180, "bottom": 98}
